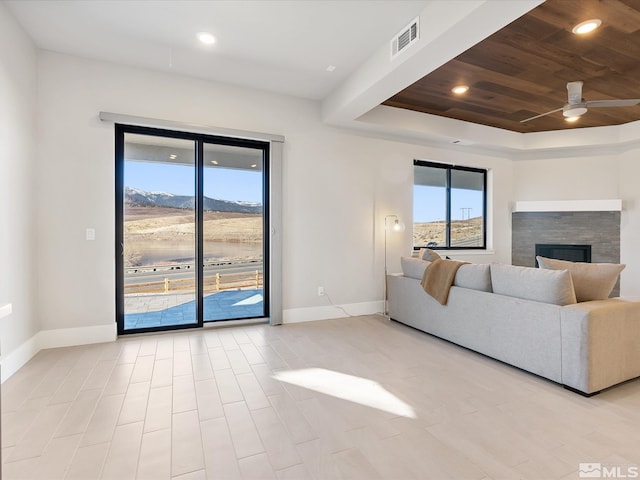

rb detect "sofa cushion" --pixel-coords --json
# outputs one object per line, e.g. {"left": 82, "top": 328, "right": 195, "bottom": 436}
{"left": 536, "top": 256, "right": 625, "bottom": 302}
{"left": 401, "top": 257, "right": 430, "bottom": 280}
{"left": 490, "top": 264, "right": 577, "bottom": 306}
{"left": 453, "top": 264, "right": 493, "bottom": 292}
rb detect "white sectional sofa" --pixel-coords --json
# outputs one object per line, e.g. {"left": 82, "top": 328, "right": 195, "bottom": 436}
{"left": 387, "top": 257, "right": 640, "bottom": 395}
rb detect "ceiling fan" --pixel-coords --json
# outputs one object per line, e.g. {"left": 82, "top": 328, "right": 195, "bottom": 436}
{"left": 521, "top": 81, "right": 640, "bottom": 123}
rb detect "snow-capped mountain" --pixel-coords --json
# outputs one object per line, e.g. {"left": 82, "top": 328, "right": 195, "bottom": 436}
{"left": 124, "top": 187, "right": 262, "bottom": 214}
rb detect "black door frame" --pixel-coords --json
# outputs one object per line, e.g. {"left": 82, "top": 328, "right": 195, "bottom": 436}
{"left": 115, "top": 123, "right": 270, "bottom": 335}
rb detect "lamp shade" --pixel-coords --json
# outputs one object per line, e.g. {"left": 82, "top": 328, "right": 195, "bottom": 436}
{"left": 391, "top": 218, "right": 405, "bottom": 232}
{"left": 385, "top": 215, "right": 405, "bottom": 232}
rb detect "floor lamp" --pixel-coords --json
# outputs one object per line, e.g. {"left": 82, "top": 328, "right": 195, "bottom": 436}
{"left": 384, "top": 214, "right": 405, "bottom": 317}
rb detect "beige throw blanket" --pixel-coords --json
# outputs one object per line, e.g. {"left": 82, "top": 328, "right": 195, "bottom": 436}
{"left": 420, "top": 258, "right": 467, "bottom": 305}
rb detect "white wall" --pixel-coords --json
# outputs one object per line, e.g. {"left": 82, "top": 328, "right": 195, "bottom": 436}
{"left": 619, "top": 148, "right": 640, "bottom": 296}
{"left": 35, "top": 51, "right": 513, "bottom": 330}
{"left": 512, "top": 151, "right": 640, "bottom": 296}
{"left": 512, "top": 155, "right": 620, "bottom": 201}
{"left": 0, "top": 4, "right": 39, "bottom": 370}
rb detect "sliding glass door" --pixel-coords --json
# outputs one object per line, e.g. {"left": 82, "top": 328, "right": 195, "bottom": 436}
{"left": 202, "top": 143, "right": 266, "bottom": 322}
{"left": 116, "top": 125, "right": 268, "bottom": 334}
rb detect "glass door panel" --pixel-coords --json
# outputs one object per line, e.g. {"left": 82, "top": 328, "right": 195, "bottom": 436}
{"left": 122, "top": 133, "right": 198, "bottom": 331}
{"left": 202, "top": 143, "right": 266, "bottom": 321}
{"left": 450, "top": 168, "right": 485, "bottom": 247}
{"left": 413, "top": 164, "right": 447, "bottom": 248}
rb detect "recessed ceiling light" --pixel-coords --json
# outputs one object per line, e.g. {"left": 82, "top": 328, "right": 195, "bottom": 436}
{"left": 251, "top": 164, "right": 257, "bottom": 168}
{"left": 197, "top": 32, "right": 216, "bottom": 45}
{"left": 211, "top": 160, "right": 218, "bottom": 165}
{"left": 565, "top": 116, "right": 580, "bottom": 123}
{"left": 169, "top": 154, "right": 177, "bottom": 159}
{"left": 452, "top": 85, "right": 469, "bottom": 95}
{"left": 326, "top": 65, "right": 336, "bottom": 72}
{"left": 572, "top": 19, "right": 601, "bottom": 35}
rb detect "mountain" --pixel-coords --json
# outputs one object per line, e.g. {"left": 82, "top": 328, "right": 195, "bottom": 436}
{"left": 125, "top": 187, "right": 262, "bottom": 214}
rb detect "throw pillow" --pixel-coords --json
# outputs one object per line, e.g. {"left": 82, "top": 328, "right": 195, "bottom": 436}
{"left": 453, "top": 264, "right": 493, "bottom": 292}
{"left": 401, "top": 257, "right": 430, "bottom": 280}
{"left": 536, "top": 256, "right": 625, "bottom": 302}
{"left": 419, "top": 248, "right": 441, "bottom": 262}
{"left": 490, "top": 264, "right": 577, "bottom": 306}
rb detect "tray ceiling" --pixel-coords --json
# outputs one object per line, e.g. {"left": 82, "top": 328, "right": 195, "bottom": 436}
{"left": 383, "top": 0, "right": 640, "bottom": 133}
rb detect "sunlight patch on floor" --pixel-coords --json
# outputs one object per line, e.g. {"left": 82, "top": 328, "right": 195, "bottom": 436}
{"left": 273, "top": 368, "right": 416, "bottom": 418}
{"left": 233, "top": 293, "right": 263, "bottom": 306}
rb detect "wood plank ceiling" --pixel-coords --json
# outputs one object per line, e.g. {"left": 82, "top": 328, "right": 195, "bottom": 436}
{"left": 383, "top": 0, "right": 640, "bottom": 133}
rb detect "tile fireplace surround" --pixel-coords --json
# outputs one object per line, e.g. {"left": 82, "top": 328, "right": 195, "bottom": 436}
{"left": 512, "top": 201, "right": 621, "bottom": 297}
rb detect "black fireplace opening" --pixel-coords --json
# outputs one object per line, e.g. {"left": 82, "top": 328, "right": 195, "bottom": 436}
{"left": 535, "top": 244, "right": 591, "bottom": 266}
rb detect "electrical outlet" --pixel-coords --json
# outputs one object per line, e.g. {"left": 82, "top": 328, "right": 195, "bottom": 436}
{"left": 317, "top": 286, "right": 325, "bottom": 296}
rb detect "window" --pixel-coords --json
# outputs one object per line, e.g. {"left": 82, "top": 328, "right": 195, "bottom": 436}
{"left": 413, "top": 160, "right": 487, "bottom": 250}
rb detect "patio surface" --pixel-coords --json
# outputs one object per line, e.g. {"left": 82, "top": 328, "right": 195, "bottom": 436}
{"left": 124, "top": 289, "right": 264, "bottom": 329}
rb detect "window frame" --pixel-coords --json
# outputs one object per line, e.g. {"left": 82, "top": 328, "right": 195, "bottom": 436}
{"left": 413, "top": 159, "right": 487, "bottom": 251}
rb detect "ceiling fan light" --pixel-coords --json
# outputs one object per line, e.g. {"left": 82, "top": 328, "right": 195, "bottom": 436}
{"left": 572, "top": 19, "right": 601, "bottom": 35}
{"left": 565, "top": 116, "right": 580, "bottom": 123}
{"left": 563, "top": 105, "right": 587, "bottom": 117}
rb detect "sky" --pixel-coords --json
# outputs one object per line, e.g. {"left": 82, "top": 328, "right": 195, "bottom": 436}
{"left": 414, "top": 185, "right": 483, "bottom": 222}
{"left": 124, "top": 161, "right": 480, "bottom": 216}
{"left": 125, "top": 161, "right": 263, "bottom": 203}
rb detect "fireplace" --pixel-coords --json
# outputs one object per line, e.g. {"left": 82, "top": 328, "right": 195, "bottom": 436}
{"left": 535, "top": 244, "right": 591, "bottom": 265}
{"left": 512, "top": 211, "right": 619, "bottom": 268}
{"left": 512, "top": 209, "right": 621, "bottom": 296}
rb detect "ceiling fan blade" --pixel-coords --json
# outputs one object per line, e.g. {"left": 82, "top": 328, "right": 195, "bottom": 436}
{"left": 520, "top": 107, "right": 564, "bottom": 123}
{"left": 567, "top": 81, "right": 584, "bottom": 105}
{"left": 586, "top": 99, "right": 640, "bottom": 108}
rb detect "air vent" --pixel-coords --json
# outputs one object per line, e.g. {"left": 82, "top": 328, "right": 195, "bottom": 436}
{"left": 391, "top": 17, "right": 419, "bottom": 59}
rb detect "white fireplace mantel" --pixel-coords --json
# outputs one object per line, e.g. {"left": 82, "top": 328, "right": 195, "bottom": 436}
{"left": 513, "top": 199, "right": 622, "bottom": 213}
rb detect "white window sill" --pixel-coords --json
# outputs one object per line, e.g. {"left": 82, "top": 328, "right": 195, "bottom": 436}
{"left": 445, "top": 250, "right": 496, "bottom": 256}
{"left": 413, "top": 250, "right": 496, "bottom": 257}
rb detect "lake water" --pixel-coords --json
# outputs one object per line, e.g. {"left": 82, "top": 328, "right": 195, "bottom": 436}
{"left": 126, "top": 240, "right": 262, "bottom": 265}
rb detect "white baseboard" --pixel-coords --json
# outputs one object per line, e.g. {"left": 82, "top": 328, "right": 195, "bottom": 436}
{"left": 283, "top": 300, "right": 383, "bottom": 324}
{"left": 1, "top": 322, "right": 117, "bottom": 383}
{"left": 1, "top": 333, "right": 40, "bottom": 383}
{"left": 38, "top": 323, "right": 117, "bottom": 350}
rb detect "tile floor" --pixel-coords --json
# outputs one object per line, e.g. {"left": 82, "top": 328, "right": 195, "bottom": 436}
{"left": 124, "top": 290, "right": 264, "bottom": 329}
{"left": 2, "top": 315, "right": 640, "bottom": 479}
